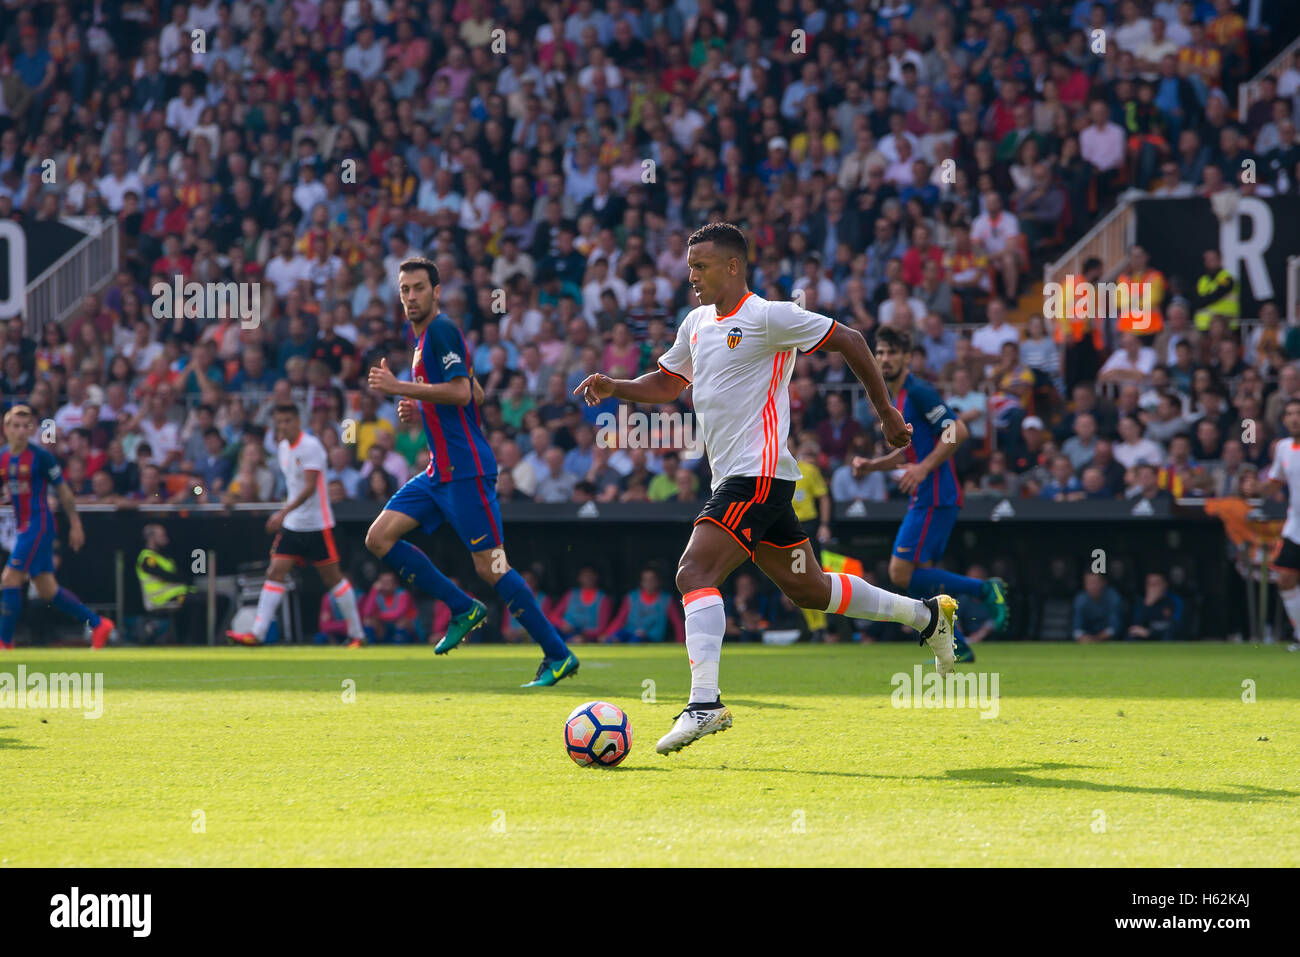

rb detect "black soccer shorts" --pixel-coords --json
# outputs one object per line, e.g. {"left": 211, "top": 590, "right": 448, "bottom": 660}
{"left": 271, "top": 526, "right": 340, "bottom": 567}
{"left": 694, "top": 476, "right": 809, "bottom": 557}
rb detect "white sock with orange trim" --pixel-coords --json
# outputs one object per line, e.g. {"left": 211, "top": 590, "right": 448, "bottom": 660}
{"left": 331, "top": 579, "right": 364, "bottom": 640}
{"left": 252, "top": 581, "right": 285, "bottom": 640}
{"left": 824, "top": 573, "right": 931, "bottom": 631}
{"left": 683, "top": 587, "right": 725, "bottom": 703}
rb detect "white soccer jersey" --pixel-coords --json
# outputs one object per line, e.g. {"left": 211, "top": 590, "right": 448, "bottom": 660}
{"left": 1268, "top": 438, "right": 1300, "bottom": 542}
{"left": 658, "top": 292, "right": 836, "bottom": 490}
{"left": 278, "top": 431, "right": 334, "bottom": 532}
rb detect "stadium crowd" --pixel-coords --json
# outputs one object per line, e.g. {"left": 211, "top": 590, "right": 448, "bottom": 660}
{"left": 0, "top": 0, "right": 1298, "bottom": 641}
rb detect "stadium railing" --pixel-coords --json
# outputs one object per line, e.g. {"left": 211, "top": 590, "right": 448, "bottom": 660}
{"left": 1238, "top": 33, "right": 1300, "bottom": 124}
{"left": 25, "top": 216, "right": 119, "bottom": 338}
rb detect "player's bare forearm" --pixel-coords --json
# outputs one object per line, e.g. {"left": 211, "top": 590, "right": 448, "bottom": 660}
{"left": 859, "top": 447, "right": 907, "bottom": 472}
{"left": 825, "top": 324, "right": 892, "bottom": 414}
{"left": 57, "top": 483, "right": 80, "bottom": 523}
{"left": 574, "top": 368, "right": 684, "bottom": 406}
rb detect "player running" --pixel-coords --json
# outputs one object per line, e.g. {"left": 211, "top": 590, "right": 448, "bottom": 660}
{"left": 227, "top": 403, "right": 367, "bottom": 647}
{"left": 1264, "top": 397, "right": 1300, "bottom": 651}
{"left": 364, "top": 257, "right": 579, "bottom": 687}
{"left": 849, "top": 327, "right": 1010, "bottom": 661}
{"left": 573, "top": 223, "right": 958, "bottom": 755}
{"left": 0, "top": 405, "right": 115, "bottom": 650}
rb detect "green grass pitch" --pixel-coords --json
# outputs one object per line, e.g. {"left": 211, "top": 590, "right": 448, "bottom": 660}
{"left": 0, "top": 643, "right": 1296, "bottom": 866}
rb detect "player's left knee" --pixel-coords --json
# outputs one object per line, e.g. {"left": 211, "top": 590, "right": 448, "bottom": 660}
{"left": 364, "top": 526, "right": 392, "bottom": 557}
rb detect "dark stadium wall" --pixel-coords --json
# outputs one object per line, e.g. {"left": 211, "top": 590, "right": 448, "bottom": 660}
{"left": 56, "top": 504, "right": 1237, "bottom": 642}
{"left": 1133, "top": 197, "right": 1300, "bottom": 317}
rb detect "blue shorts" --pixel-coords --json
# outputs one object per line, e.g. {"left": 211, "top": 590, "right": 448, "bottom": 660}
{"left": 8, "top": 525, "right": 55, "bottom": 576}
{"left": 384, "top": 472, "right": 503, "bottom": 552}
{"left": 892, "top": 504, "right": 959, "bottom": 565}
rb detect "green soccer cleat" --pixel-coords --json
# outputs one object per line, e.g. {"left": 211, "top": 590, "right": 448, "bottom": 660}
{"left": 521, "top": 652, "right": 580, "bottom": 687}
{"left": 982, "top": 577, "right": 1010, "bottom": 632}
{"left": 434, "top": 599, "right": 487, "bottom": 654}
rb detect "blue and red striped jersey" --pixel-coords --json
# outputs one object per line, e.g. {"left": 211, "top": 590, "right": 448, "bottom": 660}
{"left": 412, "top": 315, "right": 497, "bottom": 483}
{"left": 0, "top": 444, "right": 62, "bottom": 534}
{"left": 893, "top": 373, "right": 963, "bottom": 507}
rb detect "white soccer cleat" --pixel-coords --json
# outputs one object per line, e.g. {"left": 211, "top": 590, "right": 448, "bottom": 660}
{"left": 655, "top": 704, "right": 733, "bottom": 755}
{"left": 923, "top": 595, "right": 959, "bottom": 676}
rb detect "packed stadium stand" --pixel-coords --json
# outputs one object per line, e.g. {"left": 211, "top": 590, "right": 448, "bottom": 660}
{"left": 3, "top": 0, "right": 1300, "bottom": 642}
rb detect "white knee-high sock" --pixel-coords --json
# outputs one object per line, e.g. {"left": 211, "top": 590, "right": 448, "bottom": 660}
{"left": 253, "top": 581, "right": 285, "bottom": 639}
{"left": 683, "top": 587, "right": 726, "bottom": 703}
{"left": 331, "top": 579, "right": 364, "bottom": 640}
{"left": 1281, "top": 586, "right": 1300, "bottom": 634}
{"left": 824, "top": 573, "right": 932, "bottom": 632}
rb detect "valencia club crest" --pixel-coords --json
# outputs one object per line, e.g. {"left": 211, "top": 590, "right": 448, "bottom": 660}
{"left": 726, "top": 326, "right": 743, "bottom": 349}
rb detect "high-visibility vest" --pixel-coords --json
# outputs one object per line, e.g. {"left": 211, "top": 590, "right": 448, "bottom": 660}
{"left": 1194, "top": 268, "right": 1239, "bottom": 331}
{"left": 136, "top": 548, "right": 191, "bottom": 611}
{"left": 821, "top": 549, "right": 865, "bottom": 577}
{"left": 1115, "top": 269, "right": 1165, "bottom": 335}
{"left": 1052, "top": 275, "right": 1105, "bottom": 350}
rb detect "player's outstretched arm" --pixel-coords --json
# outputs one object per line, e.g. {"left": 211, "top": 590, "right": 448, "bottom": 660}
{"left": 823, "top": 324, "right": 912, "bottom": 449}
{"left": 573, "top": 368, "right": 686, "bottom": 407}
{"left": 56, "top": 482, "right": 85, "bottom": 552}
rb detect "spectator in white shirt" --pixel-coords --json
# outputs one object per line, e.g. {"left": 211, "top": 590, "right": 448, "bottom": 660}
{"left": 96, "top": 151, "right": 144, "bottom": 214}
{"left": 264, "top": 233, "right": 313, "bottom": 299}
{"left": 292, "top": 161, "right": 328, "bottom": 216}
{"left": 971, "top": 297, "right": 1021, "bottom": 363}
{"left": 971, "top": 191, "right": 1023, "bottom": 299}
{"left": 1114, "top": 414, "right": 1165, "bottom": 469}
{"left": 1099, "top": 332, "right": 1159, "bottom": 385}
{"left": 343, "top": 26, "right": 385, "bottom": 82}
{"left": 164, "top": 81, "right": 206, "bottom": 137}
{"left": 581, "top": 258, "right": 628, "bottom": 325}
{"left": 1080, "top": 100, "right": 1126, "bottom": 174}
{"left": 1113, "top": 0, "right": 1153, "bottom": 53}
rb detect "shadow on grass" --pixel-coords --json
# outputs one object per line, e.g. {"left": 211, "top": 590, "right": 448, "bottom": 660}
{"left": 0, "top": 733, "right": 38, "bottom": 750}
{"left": 728, "top": 762, "right": 1300, "bottom": 803}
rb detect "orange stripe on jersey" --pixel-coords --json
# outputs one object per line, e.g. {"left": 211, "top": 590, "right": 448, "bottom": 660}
{"left": 714, "top": 291, "right": 753, "bottom": 321}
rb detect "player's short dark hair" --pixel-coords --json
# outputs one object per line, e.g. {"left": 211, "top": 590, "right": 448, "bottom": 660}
{"left": 273, "top": 403, "right": 300, "bottom": 418}
{"left": 398, "top": 257, "right": 440, "bottom": 288}
{"left": 876, "top": 326, "right": 912, "bottom": 354}
{"left": 687, "top": 222, "right": 749, "bottom": 264}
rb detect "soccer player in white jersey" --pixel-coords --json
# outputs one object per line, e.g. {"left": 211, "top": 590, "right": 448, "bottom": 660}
{"left": 1264, "top": 397, "right": 1300, "bottom": 651}
{"left": 228, "top": 404, "right": 366, "bottom": 647}
{"left": 574, "top": 222, "right": 959, "bottom": 754}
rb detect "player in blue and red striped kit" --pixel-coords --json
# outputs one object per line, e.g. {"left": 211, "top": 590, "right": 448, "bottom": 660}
{"left": 364, "top": 257, "right": 578, "bottom": 687}
{"left": 852, "top": 328, "right": 1009, "bottom": 662}
{"left": 0, "top": 405, "right": 115, "bottom": 650}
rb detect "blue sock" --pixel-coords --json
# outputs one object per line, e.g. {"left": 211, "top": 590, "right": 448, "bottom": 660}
{"left": 495, "top": 569, "right": 569, "bottom": 660}
{"left": 380, "top": 540, "right": 473, "bottom": 615}
{"left": 909, "top": 566, "right": 984, "bottom": 597}
{"left": 52, "top": 587, "right": 101, "bottom": 627}
{"left": 0, "top": 587, "right": 20, "bottom": 646}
